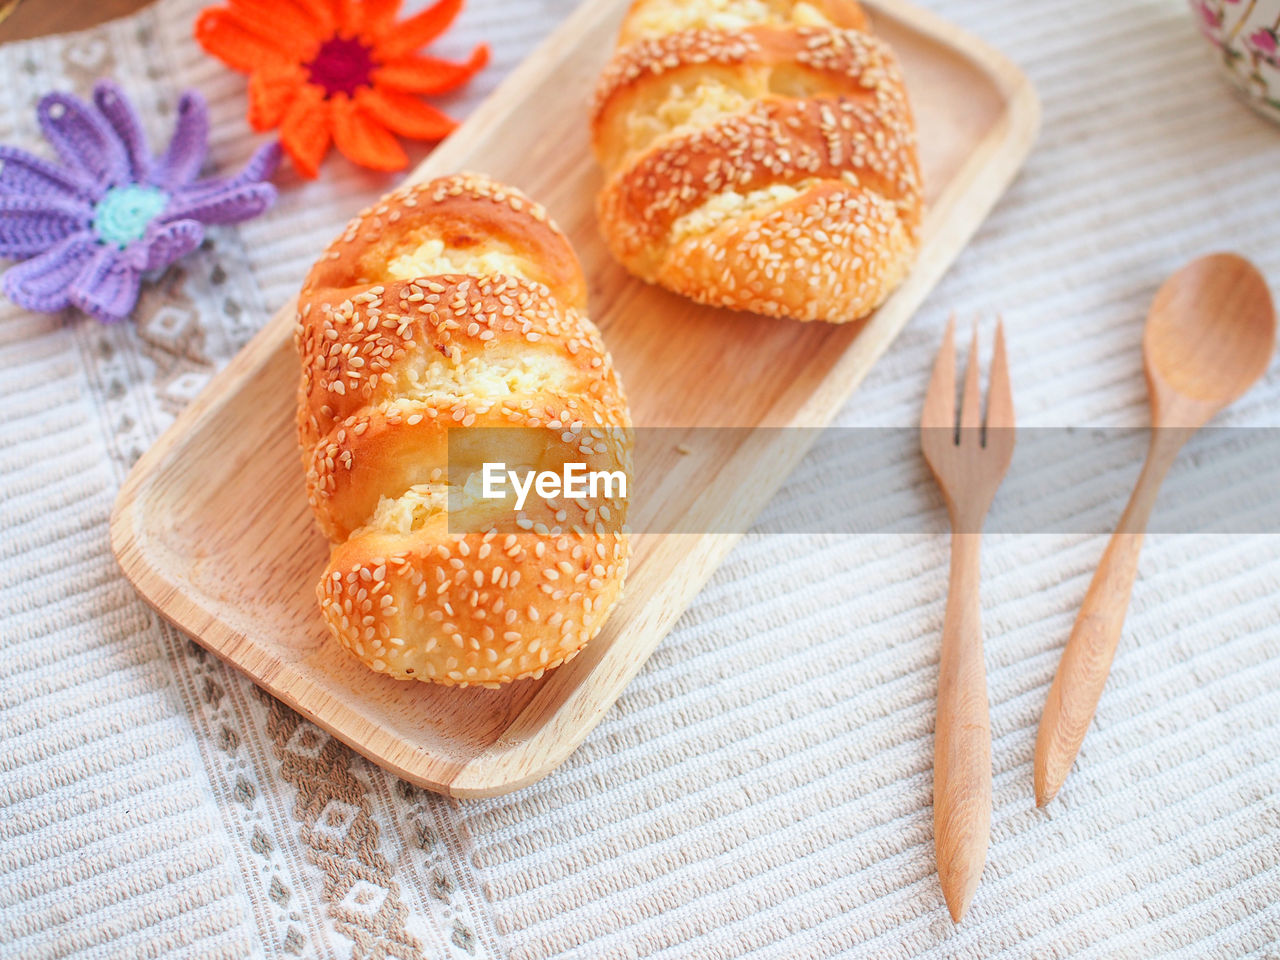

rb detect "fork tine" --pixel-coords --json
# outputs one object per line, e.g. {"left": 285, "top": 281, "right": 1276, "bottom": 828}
{"left": 960, "top": 319, "right": 982, "bottom": 432}
{"left": 986, "top": 317, "right": 1014, "bottom": 431}
{"left": 921, "top": 314, "right": 957, "bottom": 430}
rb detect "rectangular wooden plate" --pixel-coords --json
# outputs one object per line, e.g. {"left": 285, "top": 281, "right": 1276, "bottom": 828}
{"left": 110, "top": 0, "right": 1039, "bottom": 797}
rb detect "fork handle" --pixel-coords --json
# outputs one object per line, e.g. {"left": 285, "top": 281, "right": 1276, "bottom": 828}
{"left": 1034, "top": 436, "right": 1183, "bottom": 806}
{"left": 934, "top": 531, "right": 991, "bottom": 923}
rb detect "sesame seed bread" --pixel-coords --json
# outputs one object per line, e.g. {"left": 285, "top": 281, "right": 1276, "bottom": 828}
{"left": 591, "top": 0, "right": 923, "bottom": 323}
{"left": 294, "top": 173, "right": 631, "bottom": 687}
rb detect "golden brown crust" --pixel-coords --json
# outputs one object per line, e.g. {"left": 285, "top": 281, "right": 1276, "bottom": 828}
{"left": 295, "top": 173, "right": 631, "bottom": 687}
{"left": 656, "top": 179, "right": 915, "bottom": 320}
{"left": 304, "top": 177, "right": 587, "bottom": 311}
{"left": 296, "top": 271, "right": 626, "bottom": 540}
{"left": 591, "top": 3, "right": 923, "bottom": 324}
{"left": 319, "top": 523, "right": 628, "bottom": 686}
{"left": 598, "top": 90, "right": 918, "bottom": 266}
{"left": 616, "top": 0, "right": 869, "bottom": 46}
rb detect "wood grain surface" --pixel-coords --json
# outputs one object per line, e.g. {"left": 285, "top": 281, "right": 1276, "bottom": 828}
{"left": 1034, "top": 254, "right": 1277, "bottom": 806}
{"left": 0, "top": 0, "right": 154, "bottom": 42}
{"left": 110, "top": 0, "right": 1040, "bottom": 797}
{"left": 920, "top": 318, "right": 1015, "bottom": 922}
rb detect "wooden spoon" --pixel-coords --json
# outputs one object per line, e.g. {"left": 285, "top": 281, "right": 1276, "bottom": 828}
{"left": 1034, "top": 253, "right": 1276, "bottom": 807}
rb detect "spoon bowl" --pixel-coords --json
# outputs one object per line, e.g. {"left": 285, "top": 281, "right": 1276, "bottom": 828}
{"left": 1144, "top": 253, "right": 1276, "bottom": 418}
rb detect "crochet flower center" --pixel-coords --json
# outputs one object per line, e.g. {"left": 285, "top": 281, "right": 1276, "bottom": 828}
{"left": 93, "top": 185, "right": 168, "bottom": 249}
{"left": 306, "top": 36, "right": 376, "bottom": 98}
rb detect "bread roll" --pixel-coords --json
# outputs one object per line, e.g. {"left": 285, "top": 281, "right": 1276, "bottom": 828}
{"left": 591, "top": 0, "right": 923, "bottom": 323}
{"left": 295, "top": 173, "right": 631, "bottom": 687}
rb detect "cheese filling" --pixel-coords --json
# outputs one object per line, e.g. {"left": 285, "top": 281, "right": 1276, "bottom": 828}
{"left": 624, "top": 0, "right": 833, "bottom": 39}
{"left": 386, "top": 238, "right": 535, "bottom": 283}
{"left": 669, "top": 181, "right": 814, "bottom": 242}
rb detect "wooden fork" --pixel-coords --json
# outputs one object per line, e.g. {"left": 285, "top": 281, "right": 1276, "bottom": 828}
{"left": 920, "top": 316, "right": 1015, "bottom": 923}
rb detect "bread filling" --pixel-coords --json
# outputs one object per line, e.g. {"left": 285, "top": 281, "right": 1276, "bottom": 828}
{"left": 357, "top": 463, "right": 548, "bottom": 537}
{"left": 361, "top": 482, "right": 451, "bottom": 535}
{"left": 668, "top": 179, "right": 819, "bottom": 242}
{"left": 398, "top": 345, "right": 577, "bottom": 404}
{"left": 610, "top": 66, "right": 827, "bottom": 165}
{"left": 623, "top": 0, "right": 833, "bottom": 39}
{"left": 620, "top": 73, "right": 753, "bottom": 161}
{"left": 385, "top": 237, "right": 535, "bottom": 283}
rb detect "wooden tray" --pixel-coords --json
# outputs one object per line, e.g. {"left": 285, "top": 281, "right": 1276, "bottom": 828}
{"left": 110, "top": 0, "right": 1039, "bottom": 797}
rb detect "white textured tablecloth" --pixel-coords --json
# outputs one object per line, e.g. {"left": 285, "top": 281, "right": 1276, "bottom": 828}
{"left": 3, "top": 0, "right": 1279, "bottom": 957}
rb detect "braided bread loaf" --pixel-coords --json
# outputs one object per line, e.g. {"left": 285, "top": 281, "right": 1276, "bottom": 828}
{"left": 591, "top": 0, "right": 922, "bottom": 323}
{"left": 295, "top": 173, "right": 631, "bottom": 687}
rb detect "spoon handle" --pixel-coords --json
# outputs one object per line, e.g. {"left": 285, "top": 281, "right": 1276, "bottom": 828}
{"left": 935, "top": 532, "right": 991, "bottom": 922}
{"left": 1034, "top": 436, "right": 1182, "bottom": 806}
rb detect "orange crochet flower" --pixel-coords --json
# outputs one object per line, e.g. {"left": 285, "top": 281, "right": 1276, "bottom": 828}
{"left": 195, "top": 0, "right": 488, "bottom": 178}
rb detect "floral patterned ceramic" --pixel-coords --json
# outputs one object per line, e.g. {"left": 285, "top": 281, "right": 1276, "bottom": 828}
{"left": 1192, "top": 0, "right": 1280, "bottom": 124}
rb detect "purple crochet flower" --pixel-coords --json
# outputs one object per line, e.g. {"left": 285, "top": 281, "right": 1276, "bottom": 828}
{"left": 0, "top": 80, "right": 280, "bottom": 323}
